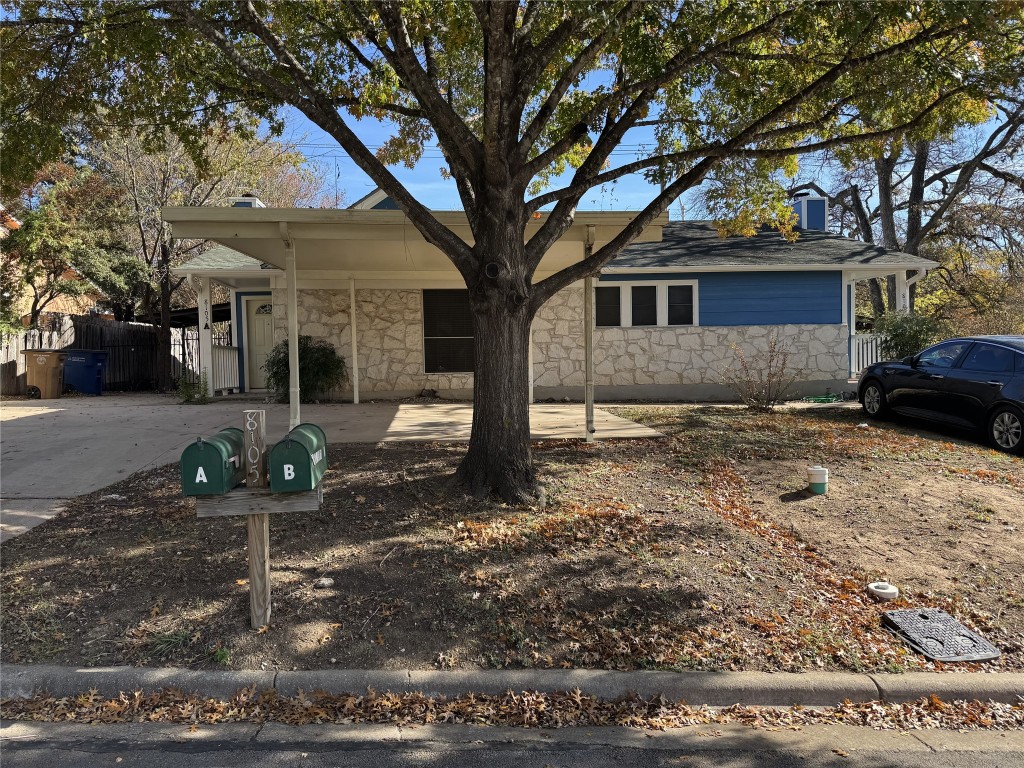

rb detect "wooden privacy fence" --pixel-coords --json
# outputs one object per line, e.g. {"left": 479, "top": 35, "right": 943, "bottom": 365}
{"left": 1, "top": 315, "right": 164, "bottom": 394}
{"left": 69, "top": 316, "right": 159, "bottom": 391}
{"left": 0, "top": 318, "right": 73, "bottom": 394}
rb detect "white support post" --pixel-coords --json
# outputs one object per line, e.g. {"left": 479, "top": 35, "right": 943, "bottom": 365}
{"left": 584, "top": 276, "right": 595, "bottom": 443}
{"left": 197, "top": 276, "right": 214, "bottom": 397}
{"left": 349, "top": 277, "right": 359, "bottom": 404}
{"left": 528, "top": 320, "right": 534, "bottom": 405}
{"left": 895, "top": 270, "right": 910, "bottom": 312}
{"left": 285, "top": 230, "right": 300, "bottom": 430}
{"left": 584, "top": 225, "right": 596, "bottom": 443}
{"left": 845, "top": 276, "right": 855, "bottom": 378}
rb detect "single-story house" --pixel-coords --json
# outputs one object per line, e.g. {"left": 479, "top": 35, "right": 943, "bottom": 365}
{"left": 167, "top": 192, "right": 935, "bottom": 410}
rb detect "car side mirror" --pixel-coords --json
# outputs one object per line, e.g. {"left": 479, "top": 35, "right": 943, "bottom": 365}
{"left": 901, "top": 355, "right": 917, "bottom": 366}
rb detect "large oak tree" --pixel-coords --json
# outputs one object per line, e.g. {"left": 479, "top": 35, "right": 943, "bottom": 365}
{"left": 4, "top": 1, "right": 1021, "bottom": 500}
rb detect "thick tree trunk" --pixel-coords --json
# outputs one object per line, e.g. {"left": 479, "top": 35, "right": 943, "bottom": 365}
{"left": 155, "top": 242, "right": 173, "bottom": 391}
{"left": 456, "top": 299, "right": 536, "bottom": 502}
{"left": 454, "top": 212, "right": 540, "bottom": 504}
{"left": 868, "top": 278, "right": 887, "bottom": 319}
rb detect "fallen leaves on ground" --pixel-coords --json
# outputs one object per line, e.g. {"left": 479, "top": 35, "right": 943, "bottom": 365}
{"left": 1, "top": 688, "right": 1020, "bottom": 731}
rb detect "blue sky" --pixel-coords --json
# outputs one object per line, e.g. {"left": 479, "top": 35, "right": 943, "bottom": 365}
{"left": 283, "top": 107, "right": 697, "bottom": 218}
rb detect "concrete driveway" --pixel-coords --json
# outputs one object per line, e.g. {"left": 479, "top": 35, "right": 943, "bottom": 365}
{"left": 0, "top": 393, "right": 660, "bottom": 541}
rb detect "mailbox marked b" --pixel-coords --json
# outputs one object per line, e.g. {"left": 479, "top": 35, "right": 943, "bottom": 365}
{"left": 269, "top": 424, "right": 327, "bottom": 493}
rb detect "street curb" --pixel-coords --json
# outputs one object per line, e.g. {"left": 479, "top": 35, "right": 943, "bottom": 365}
{"left": 2, "top": 666, "right": 1022, "bottom": 707}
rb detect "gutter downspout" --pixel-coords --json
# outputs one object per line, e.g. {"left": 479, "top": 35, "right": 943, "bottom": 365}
{"left": 584, "top": 225, "right": 596, "bottom": 444}
{"left": 282, "top": 222, "right": 300, "bottom": 430}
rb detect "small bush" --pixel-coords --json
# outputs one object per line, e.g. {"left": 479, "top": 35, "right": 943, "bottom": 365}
{"left": 874, "top": 312, "right": 944, "bottom": 361}
{"left": 263, "top": 335, "right": 347, "bottom": 403}
{"left": 178, "top": 370, "right": 210, "bottom": 404}
{"left": 719, "top": 333, "right": 801, "bottom": 411}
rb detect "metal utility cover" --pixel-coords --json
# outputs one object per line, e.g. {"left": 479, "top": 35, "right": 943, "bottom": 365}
{"left": 883, "top": 608, "right": 1000, "bottom": 662}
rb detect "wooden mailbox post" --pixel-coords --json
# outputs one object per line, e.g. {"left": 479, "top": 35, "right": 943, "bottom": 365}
{"left": 191, "top": 410, "right": 322, "bottom": 629}
{"left": 244, "top": 410, "right": 271, "bottom": 628}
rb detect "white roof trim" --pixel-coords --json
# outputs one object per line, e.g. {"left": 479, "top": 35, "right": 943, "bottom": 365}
{"left": 349, "top": 188, "right": 391, "bottom": 210}
{"left": 170, "top": 267, "right": 284, "bottom": 278}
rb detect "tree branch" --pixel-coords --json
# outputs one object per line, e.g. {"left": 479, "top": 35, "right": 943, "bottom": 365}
{"left": 530, "top": 157, "right": 719, "bottom": 310}
{"left": 174, "top": 3, "right": 474, "bottom": 271}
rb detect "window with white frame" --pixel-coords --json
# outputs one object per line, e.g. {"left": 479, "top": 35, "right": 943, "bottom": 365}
{"left": 594, "top": 281, "right": 698, "bottom": 327}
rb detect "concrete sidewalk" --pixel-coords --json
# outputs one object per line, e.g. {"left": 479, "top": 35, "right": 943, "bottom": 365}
{"left": 3, "top": 665, "right": 1022, "bottom": 707}
{"left": 0, "top": 394, "right": 661, "bottom": 541}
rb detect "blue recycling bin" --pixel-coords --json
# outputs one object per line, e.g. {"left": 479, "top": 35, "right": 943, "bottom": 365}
{"left": 63, "top": 350, "right": 108, "bottom": 395}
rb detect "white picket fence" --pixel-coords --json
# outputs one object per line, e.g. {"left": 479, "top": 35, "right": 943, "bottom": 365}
{"left": 172, "top": 329, "right": 239, "bottom": 392}
{"left": 851, "top": 333, "right": 884, "bottom": 374}
{"left": 211, "top": 345, "right": 240, "bottom": 392}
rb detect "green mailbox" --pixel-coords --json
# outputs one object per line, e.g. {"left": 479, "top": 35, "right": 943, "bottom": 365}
{"left": 180, "top": 427, "right": 246, "bottom": 496}
{"left": 269, "top": 423, "right": 327, "bottom": 493}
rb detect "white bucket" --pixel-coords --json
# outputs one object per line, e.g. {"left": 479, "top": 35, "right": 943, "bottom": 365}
{"left": 807, "top": 465, "right": 828, "bottom": 494}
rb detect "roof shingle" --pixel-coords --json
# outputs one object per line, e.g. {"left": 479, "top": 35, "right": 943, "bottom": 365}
{"left": 608, "top": 221, "right": 936, "bottom": 270}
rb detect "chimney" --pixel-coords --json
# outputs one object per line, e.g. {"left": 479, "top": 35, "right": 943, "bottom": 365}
{"left": 791, "top": 191, "right": 827, "bottom": 231}
{"left": 228, "top": 193, "right": 266, "bottom": 208}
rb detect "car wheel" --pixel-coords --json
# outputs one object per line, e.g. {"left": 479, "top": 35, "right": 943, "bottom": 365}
{"left": 861, "top": 380, "right": 888, "bottom": 419}
{"left": 989, "top": 406, "right": 1024, "bottom": 454}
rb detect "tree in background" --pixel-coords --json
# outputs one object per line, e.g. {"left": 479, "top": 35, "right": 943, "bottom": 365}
{"left": 87, "top": 125, "right": 323, "bottom": 389}
{"left": 3, "top": 163, "right": 141, "bottom": 328}
{"left": 791, "top": 95, "right": 1024, "bottom": 322}
{"left": 3, "top": 2, "right": 1021, "bottom": 500}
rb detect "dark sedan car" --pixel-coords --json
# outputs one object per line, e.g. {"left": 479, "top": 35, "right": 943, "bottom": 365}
{"left": 858, "top": 335, "right": 1024, "bottom": 454}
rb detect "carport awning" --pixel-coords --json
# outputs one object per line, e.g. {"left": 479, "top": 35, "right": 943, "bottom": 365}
{"left": 154, "top": 303, "right": 232, "bottom": 328}
{"left": 162, "top": 207, "right": 668, "bottom": 278}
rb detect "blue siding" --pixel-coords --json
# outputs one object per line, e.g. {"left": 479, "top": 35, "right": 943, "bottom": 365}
{"left": 805, "top": 199, "right": 827, "bottom": 230}
{"left": 599, "top": 271, "right": 842, "bottom": 326}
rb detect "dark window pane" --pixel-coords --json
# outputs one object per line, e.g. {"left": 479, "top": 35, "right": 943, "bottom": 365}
{"left": 422, "top": 289, "right": 473, "bottom": 338}
{"left": 423, "top": 289, "right": 474, "bottom": 373}
{"left": 631, "top": 285, "right": 657, "bottom": 326}
{"left": 961, "top": 343, "right": 1014, "bottom": 373}
{"left": 424, "top": 338, "right": 474, "bottom": 373}
{"left": 595, "top": 286, "right": 621, "bottom": 327}
{"left": 667, "top": 285, "right": 693, "bottom": 325}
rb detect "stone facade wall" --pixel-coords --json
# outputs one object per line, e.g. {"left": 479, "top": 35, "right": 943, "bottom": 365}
{"left": 271, "top": 286, "right": 474, "bottom": 397}
{"left": 532, "top": 284, "right": 849, "bottom": 391}
{"left": 270, "top": 284, "right": 849, "bottom": 399}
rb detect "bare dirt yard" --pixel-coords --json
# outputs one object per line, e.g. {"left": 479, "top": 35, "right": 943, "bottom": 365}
{"left": 2, "top": 404, "right": 1020, "bottom": 674}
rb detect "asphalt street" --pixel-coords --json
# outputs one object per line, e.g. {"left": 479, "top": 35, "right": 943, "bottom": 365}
{"left": 2, "top": 722, "right": 1022, "bottom": 768}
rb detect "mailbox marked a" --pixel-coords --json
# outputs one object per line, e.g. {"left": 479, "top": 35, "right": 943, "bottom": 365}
{"left": 180, "top": 427, "right": 245, "bottom": 496}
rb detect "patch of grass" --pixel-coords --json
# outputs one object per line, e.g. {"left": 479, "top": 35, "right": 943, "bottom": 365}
{"left": 146, "top": 631, "right": 197, "bottom": 659}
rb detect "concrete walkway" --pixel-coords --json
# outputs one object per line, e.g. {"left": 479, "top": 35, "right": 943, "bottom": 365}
{"left": 0, "top": 394, "right": 661, "bottom": 541}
